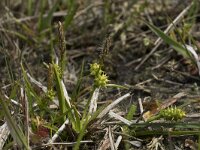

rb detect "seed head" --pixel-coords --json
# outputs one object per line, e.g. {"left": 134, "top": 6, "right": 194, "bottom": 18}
{"left": 160, "top": 107, "right": 186, "bottom": 121}
{"left": 95, "top": 73, "right": 109, "bottom": 87}
{"left": 90, "top": 63, "right": 101, "bottom": 76}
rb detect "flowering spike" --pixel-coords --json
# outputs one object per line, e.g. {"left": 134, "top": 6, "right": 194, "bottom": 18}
{"left": 160, "top": 107, "right": 186, "bottom": 121}
{"left": 90, "top": 63, "right": 109, "bottom": 87}
{"left": 90, "top": 63, "right": 101, "bottom": 76}
{"left": 95, "top": 73, "right": 109, "bottom": 87}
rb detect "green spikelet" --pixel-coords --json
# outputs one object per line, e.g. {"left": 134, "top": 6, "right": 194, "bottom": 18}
{"left": 160, "top": 107, "right": 186, "bottom": 121}
{"left": 90, "top": 62, "right": 109, "bottom": 88}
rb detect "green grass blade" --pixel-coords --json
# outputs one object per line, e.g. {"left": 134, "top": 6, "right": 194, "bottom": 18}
{"left": 145, "top": 21, "right": 191, "bottom": 59}
{"left": 27, "top": 0, "right": 33, "bottom": 16}
{"left": 9, "top": 82, "right": 19, "bottom": 100}
{"left": 21, "top": 64, "right": 42, "bottom": 105}
{"left": 72, "top": 106, "right": 81, "bottom": 132}
{"left": 74, "top": 116, "right": 89, "bottom": 150}
{"left": 4, "top": 55, "right": 15, "bottom": 84}
{"left": 133, "top": 130, "right": 200, "bottom": 136}
{"left": 40, "top": 0, "right": 59, "bottom": 31}
{"left": 130, "top": 122, "right": 200, "bottom": 129}
{"left": 0, "top": 29, "right": 28, "bottom": 41}
{"left": 0, "top": 94, "right": 30, "bottom": 149}
{"left": 187, "top": 0, "right": 199, "bottom": 25}
{"left": 75, "top": 104, "right": 108, "bottom": 150}
{"left": 53, "top": 64, "right": 67, "bottom": 122}
{"left": 64, "top": 0, "right": 77, "bottom": 30}
{"left": 123, "top": 104, "right": 137, "bottom": 150}
{"left": 38, "top": 0, "right": 47, "bottom": 32}
{"left": 53, "top": 63, "right": 82, "bottom": 131}
{"left": 71, "top": 60, "right": 85, "bottom": 102}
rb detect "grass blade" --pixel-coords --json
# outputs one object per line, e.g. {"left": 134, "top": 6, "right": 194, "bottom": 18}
{"left": 74, "top": 104, "right": 108, "bottom": 150}
{"left": 64, "top": 0, "right": 77, "bottom": 30}
{"left": 4, "top": 55, "right": 15, "bottom": 84}
{"left": 71, "top": 60, "right": 85, "bottom": 102}
{"left": 21, "top": 64, "right": 42, "bottom": 106}
{"left": 27, "top": 0, "right": 33, "bottom": 16}
{"left": 74, "top": 115, "right": 89, "bottom": 150}
{"left": 0, "top": 94, "right": 29, "bottom": 149}
{"left": 40, "top": 0, "right": 59, "bottom": 31}
{"left": 38, "top": 0, "right": 47, "bottom": 32}
{"left": 145, "top": 21, "right": 192, "bottom": 59}
{"left": 0, "top": 29, "right": 28, "bottom": 41}
{"left": 53, "top": 63, "right": 78, "bottom": 127}
{"left": 53, "top": 64, "right": 67, "bottom": 122}
{"left": 72, "top": 106, "right": 81, "bottom": 132}
{"left": 134, "top": 130, "right": 200, "bottom": 136}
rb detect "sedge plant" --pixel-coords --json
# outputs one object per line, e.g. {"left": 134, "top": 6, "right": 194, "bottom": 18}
{"left": 0, "top": 20, "right": 127, "bottom": 149}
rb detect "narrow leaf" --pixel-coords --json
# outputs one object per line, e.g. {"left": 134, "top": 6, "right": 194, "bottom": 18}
{"left": 53, "top": 64, "right": 67, "bottom": 122}
{"left": 0, "top": 94, "right": 30, "bottom": 149}
{"left": 145, "top": 21, "right": 192, "bottom": 59}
